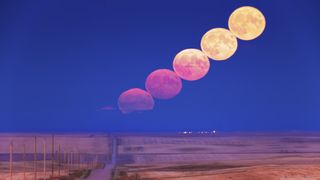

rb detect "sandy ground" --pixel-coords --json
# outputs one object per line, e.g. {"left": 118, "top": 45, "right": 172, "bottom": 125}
{"left": 135, "top": 165, "right": 320, "bottom": 180}
{"left": 114, "top": 132, "right": 320, "bottom": 180}
{"left": 0, "top": 170, "right": 69, "bottom": 180}
{"left": 79, "top": 164, "right": 113, "bottom": 180}
{"left": 2, "top": 133, "right": 320, "bottom": 179}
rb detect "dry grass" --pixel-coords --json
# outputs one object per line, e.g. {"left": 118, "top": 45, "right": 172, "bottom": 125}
{"left": 115, "top": 133, "right": 320, "bottom": 180}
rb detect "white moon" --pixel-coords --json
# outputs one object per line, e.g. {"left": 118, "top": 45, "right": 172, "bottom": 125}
{"left": 173, "top": 49, "right": 210, "bottom": 81}
{"left": 228, "top": 6, "right": 266, "bottom": 40}
{"left": 200, "top": 28, "right": 238, "bottom": 61}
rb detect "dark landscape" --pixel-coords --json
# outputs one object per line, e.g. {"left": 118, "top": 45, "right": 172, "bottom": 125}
{"left": 2, "top": 132, "right": 320, "bottom": 179}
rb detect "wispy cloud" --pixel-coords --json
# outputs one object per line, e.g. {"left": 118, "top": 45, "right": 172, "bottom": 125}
{"left": 98, "top": 105, "right": 117, "bottom": 111}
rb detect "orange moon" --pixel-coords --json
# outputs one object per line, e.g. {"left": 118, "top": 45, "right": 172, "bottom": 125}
{"left": 118, "top": 88, "right": 154, "bottom": 114}
{"left": 228, "top": 6, "right": 266, "bottom": 40}
{"left": 173, "top": 49, "right": 210, "bottom": 81}
{"left": 200, "top": 28, "right": 238, "bottom": 61}
{"left": 145, "top": 69, "right": 182, "bottom": 100}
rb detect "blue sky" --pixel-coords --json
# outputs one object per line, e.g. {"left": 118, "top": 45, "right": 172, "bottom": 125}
{"left": 1, "top": 0, "right": 320, "bottom": 132}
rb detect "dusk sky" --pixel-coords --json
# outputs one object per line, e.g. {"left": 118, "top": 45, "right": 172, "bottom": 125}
{"left": 1, "top": 0, "right": 320, "bottom": 132}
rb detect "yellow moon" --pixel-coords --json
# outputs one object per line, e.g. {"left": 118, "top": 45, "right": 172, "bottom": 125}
{"left": 173, "top": 49, "right": 210, "bottom": 81}
{"left": 200, "top": 28, "right": 238, "bottom": 61}
{"left": 228, "top": 6, "right": 266, "bottom": 40}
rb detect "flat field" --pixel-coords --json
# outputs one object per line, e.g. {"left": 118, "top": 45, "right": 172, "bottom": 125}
{"left": 114, "top": 132, "right": 320, "bottom": 180}
{"left": 2, "top": 132, "right": 320, "bottom": 180}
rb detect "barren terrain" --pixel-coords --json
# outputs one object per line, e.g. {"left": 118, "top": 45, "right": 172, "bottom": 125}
{"left": 114, "top": 132, "right": 320, "bottom": 180}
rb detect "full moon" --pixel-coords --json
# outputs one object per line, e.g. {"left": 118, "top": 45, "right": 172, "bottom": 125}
{"left": 200, "top": 28, "right": 238, "bottom": 61}
{"left": 145, "top": 69, "right": 182, "bottom": 100}
{"left": 173, "top": 49, "right": 210, "bottom": 81}
{"left": 118, "top": 88, "right": 154, "bottom": 114}
{"left": 228, "top": 6, "right": 266, "bottom": 40}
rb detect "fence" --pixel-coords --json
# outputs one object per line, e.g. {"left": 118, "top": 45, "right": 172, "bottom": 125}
{"left": 0, "top": 134, "right": 109, "bottom": 180}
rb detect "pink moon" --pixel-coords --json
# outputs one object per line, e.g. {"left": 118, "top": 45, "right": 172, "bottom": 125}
{"left": 145, "top": 69, "right": 182, "bottom": 100}
{"left": 118, "top": 88, "right": 155, "bottom": 114}
{"left": 173, "top": 49, "right": 210, "bottom": 81}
